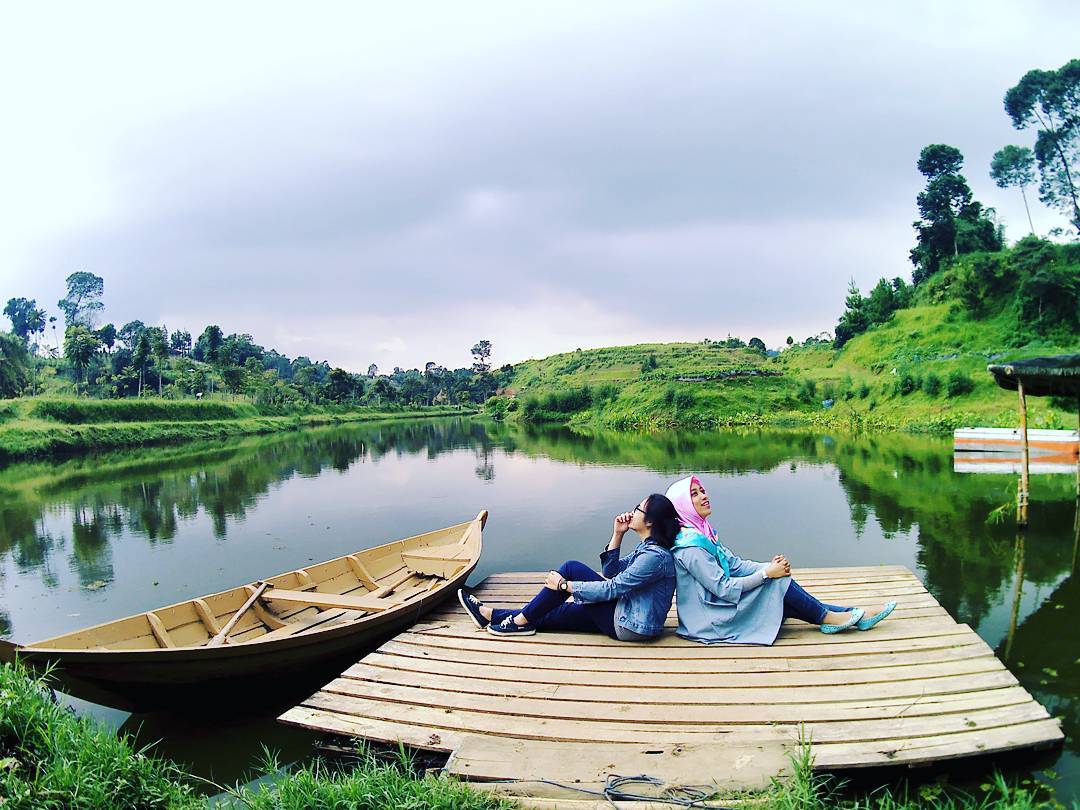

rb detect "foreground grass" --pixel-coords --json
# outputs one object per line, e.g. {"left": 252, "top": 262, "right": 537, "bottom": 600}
{"left": 0, "top": 663, "right": 1071, "bottom": 808}
{"left": 0, "top": 399, "right": 474, "bottom": 462}
{"left": 0, "top": 663, "right": 197, "bottom": 809}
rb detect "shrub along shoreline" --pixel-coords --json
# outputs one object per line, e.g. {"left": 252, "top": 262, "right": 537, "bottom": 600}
{"left": 0, "top": 398, "right": 475, "bottom": 463}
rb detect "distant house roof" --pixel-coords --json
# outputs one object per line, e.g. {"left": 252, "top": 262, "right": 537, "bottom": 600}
{"left": 987, "top": 355, "right": 1080, "bottom": 398}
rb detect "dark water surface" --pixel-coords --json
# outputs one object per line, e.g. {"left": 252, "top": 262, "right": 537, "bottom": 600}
{"left": 0, "top": 418, "right": 1076, "bottom": 797}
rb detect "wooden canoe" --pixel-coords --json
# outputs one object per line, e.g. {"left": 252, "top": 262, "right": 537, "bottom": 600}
{"left": 0, "top": 511, "right": 486, "bottom": 711}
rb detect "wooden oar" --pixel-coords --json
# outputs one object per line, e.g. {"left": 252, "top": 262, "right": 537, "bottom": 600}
{"left": 207, "top": 582, "right": 270, "bottom": 647}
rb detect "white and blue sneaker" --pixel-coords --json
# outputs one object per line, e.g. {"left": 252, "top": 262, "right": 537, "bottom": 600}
{"left": 457, "top": 589, "right": 489, "bottom": 630}
{"left": 487, "top": 615, "right": 536, "bottom": 637}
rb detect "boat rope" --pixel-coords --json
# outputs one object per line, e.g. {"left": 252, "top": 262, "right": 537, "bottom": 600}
{"left": 478, "top": 773, "right": 738, "bottom": 808}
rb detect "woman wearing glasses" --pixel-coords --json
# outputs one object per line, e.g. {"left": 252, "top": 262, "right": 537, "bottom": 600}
{"left": 458, "top": 494, "right": 679, "bottom": 640}
{"left": 665, "top": 475, "right": 896, "bottom": 644}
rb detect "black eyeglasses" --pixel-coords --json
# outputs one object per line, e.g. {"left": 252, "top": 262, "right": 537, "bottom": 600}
{"left": 633, "top": 505, "right": 646, "bottom": 515}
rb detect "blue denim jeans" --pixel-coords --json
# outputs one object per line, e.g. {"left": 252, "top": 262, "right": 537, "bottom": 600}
{"left": 490, "top": 560, "right": 618, "bottom": 638}
{"left": 782, "top": 580, "right": 852, "bottom": 624}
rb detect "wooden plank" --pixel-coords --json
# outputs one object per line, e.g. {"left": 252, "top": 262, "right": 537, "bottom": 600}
{"left": 262, "top": 589, "right": 396, "bottom": 613}
{"left": 377, "top": 637, "right": 993, "bottom": 672}
{"left": 372, "top": 570, "right": 417, "bottom": 599}
{"left": 191, "top": 599, "right": 221, "bottom": 635}
{"left": 145, "top": 613, "right": 175, "bottom": 649}
{"left": 345, "top": 555, "right": 379, "bottom": 589}
{"left": 355, "top": 650, "right": 1005, "bottom": 688}
{"left": 279, "top": 705, "right": 462, "bottom": 751}
{"left": 341, "top": 662, "right": 1017, "bottom": 702}
{"left": 389, "top": 626, "right": 975, "bottom": 658}
{"left": 814, "top": 718, "right": 1063, "bottom": 768}
{"left": 294, "top": 687, "right": 1039, "bottom": 746}
{"left": 317, "top": 677, "right": 1028, "bottom": 724}
{"left": 445, "top": 736, "right": 790, "bottom": 790}
{"left": 246, "top": 584, "right": 288, "bottom": 630}
{"left": 255, "top": 608, "right": 366, "bottom": 643}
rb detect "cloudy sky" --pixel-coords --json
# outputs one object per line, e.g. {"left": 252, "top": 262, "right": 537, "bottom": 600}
{"left": 1, "top": 2, "right": 1076, "bottom": 372}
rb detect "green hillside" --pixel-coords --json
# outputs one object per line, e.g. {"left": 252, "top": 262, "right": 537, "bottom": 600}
{"left": 497, "top": 241, "right": 1079, "bottom": 432}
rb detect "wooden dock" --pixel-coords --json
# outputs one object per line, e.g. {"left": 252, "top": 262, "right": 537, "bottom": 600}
{"left": 279, "top": 566, "right": 1063, "bottom": 802}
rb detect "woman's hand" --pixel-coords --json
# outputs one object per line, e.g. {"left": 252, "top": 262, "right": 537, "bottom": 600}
{"left": 772, "top": 554, "right": 791, "bottom": 574}
{"left": 544, "top": 570, "right": 571, "bottom": 592}
{"left": 613, "top": 512, "right": 633, "bottom": 537}
{"left": 765, "top": 559, "right": 790, "bottom": 579}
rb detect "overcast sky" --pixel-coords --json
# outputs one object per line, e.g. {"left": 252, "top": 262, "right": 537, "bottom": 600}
{"left": 1, "top": 2, "right": 1076, "bottom": 372}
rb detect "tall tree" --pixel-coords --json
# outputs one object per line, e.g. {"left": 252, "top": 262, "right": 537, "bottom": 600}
{"left": 990, "top": 146, "right": 1037, "bottom": 235}
{"left": 132, "top": 330, "right": 151, "bottom": 396}
{"left": 170, "top": 329, "right": 192, "bottom": 356}
{"left": 146, "top": 327, "right": 169, "bottom": 395}
{"left": 118, "top": 320, "right": 146, "bottom": 350}
{"left": 910, "top": 145, "right": 1002, "bottom": 283}
{"left": 63, "top": 325, "right": 101, "bottom": 394}
{"left": 834, "top": 280, "right": 869, "bottom": 348}
{"left": 471, "top": 340, "right": 493, "bottom": 374}
{"left": 0, "top": 332, "right": 31, "bottom": 397}
{"left": 198, "top": 325, "right": 224, "bottom": 365}
{"left": 1004, "top": 60, "right": 1080, "bottom": 230}
{"left": 3, "top": 298, "right": 46, "bottom": 346}
{"left": 57, "top": 271, "right": 105, "bottom": 328}
{"left": 93, "top": 323, "right": 117, "bottom": 354}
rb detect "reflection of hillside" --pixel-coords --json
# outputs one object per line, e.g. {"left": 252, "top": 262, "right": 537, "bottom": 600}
{"left": 828, "top": 436, "right": 1074, "bottom": 628}
{"left": 497, "top": 424, "right": 1076, "bottom": 630}
{"left": 487, "top": 423, "right": 815, "bottom": 473}
{"left": 0, "top": 418, "right": 481, "bottom": 585}
{"left": 999, "top": 573, "right": 1079, "bottom": 754}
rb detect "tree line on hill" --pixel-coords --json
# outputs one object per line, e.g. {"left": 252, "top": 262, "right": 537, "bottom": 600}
{"left": 1, "top": 274, "right": 505, "bottom": 404}
{"left": 835, "top": 59, "right": 1079, "bottom": 349}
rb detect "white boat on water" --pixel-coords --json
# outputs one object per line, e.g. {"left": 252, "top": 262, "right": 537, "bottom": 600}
{"left": 953, "top": 427, "right": 1078, "bottom": 456}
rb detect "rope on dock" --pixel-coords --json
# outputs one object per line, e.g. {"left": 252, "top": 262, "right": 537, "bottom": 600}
{"left": 479, "top": 772, "right": 738, "bottom": 808}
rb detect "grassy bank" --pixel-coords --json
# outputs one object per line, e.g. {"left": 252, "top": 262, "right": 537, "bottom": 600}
{"left": 500, "top": 335, "right": 1073, "bottom": 433}
{"left": 0, "top": 398, "right": 475, "bottom": 463}
{"left": 0, "top": 663, "right": 1068, "bottom": 809}
{"left": 493, "top": 240, "right": 1078, "bottom": 434}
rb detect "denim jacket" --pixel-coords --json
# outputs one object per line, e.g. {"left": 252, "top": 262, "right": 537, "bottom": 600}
{"left": 570, "top": 541, "right": 676, "bottom": 636}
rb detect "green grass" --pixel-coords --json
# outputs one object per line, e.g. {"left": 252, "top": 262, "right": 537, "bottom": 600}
{"left": 28, "top": 398, "right": 260, "bottom": 424}
{"left": 0, "top": 662, "right": 198, "bottom": 809}
{"left": 499, "top": 275, "right": 1077, "bottom": 434}
{"left": 0, "top": 400, "right": 475, "bottom": 462}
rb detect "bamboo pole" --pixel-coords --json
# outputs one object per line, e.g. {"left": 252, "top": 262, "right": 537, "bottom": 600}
{"left": 1017, "top": 380, "right": 1030, "bottom": 528}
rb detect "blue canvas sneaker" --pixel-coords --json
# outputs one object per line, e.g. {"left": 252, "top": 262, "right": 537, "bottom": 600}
{"left": 487, "top": 615, "right": 536, "bottom": 637}
{"left": 457, "top": 589, "right": 489, "bottom": 630}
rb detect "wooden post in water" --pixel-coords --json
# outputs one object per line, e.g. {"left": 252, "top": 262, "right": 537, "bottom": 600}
{"left": 1016, "top": 380, "right": 1030, "bottom": 528}
{"left": 1004, "top": 532, "right": 1025, "bottom": 663}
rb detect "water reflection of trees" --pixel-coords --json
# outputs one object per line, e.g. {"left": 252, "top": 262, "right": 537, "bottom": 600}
{"left": 1, "top": 418, "right": 1074, "bottom": 634}
{"left": 0, "top": 418, "right": 485, "bottom": 588}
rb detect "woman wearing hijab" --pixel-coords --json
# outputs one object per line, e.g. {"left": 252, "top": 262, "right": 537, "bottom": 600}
{"left": 457, "top": 493, "right": 678, "bottom": 640}
{"left": 664, "top": 475, "right": 896, "bottom": 644}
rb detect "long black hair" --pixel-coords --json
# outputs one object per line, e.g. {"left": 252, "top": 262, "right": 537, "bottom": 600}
{"left": 641, "top": 493, "right": 681, "bottom": 549}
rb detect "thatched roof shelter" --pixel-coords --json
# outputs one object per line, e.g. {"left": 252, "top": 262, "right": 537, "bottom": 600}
{"left": 987, "top": 355, "right": 1080, "bottom": 398}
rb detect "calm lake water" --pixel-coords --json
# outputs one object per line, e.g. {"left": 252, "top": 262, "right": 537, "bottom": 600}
{"left": 0, "top": 417, "right": 1076, "bottom": 798}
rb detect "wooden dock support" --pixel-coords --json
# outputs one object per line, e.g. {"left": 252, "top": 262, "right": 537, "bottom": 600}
{"left": 1017, "top": 380, "right": 1030, "bottom": 528}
